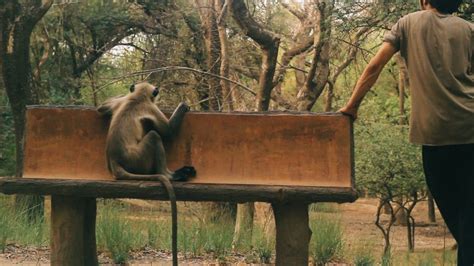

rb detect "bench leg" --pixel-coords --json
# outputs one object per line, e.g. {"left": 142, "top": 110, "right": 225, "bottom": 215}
{"left": 272, "top": 202, "right": 311, "bottom": 266}
{"left": 51, "top": 196, "right": 98, "bottom": 266}
{"left": 84, "top": 198, "right": 98, "bottom": 266}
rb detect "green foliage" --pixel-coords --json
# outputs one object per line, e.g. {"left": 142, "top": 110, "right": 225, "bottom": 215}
{"left": 442, "top": 250, "right": 457, "bottom": 265}
{"left": 459, "top": 1, "right": 474, "bottom": 21}
{"left": 355, "top": 122, "right": 425, "bottom": 199}
{"left": 146, "top": 219, "right": 171, "bottom": 250}
{"left": 310, "top": 214, "right": 344, "bottom": 265}
{"left": 0, "top": 88, "right": 15, "bottom": 176}
{"left": 0, "top": 200, "right": 12, "bottom": 252}
{"left": 202, "top": 220, "right": 234, "bottom": 257}
{"left": 30, "top": 0, "right": 174, "bottom": 106}
{"left": 0, "top": 111, "right": 15, "bottom": 176}
{"left": 352, "top": 241, "right": 376, "bottom": 266}
{"left": 97, "top": 203, "right": 134, "bottom": 264}
{"left": 0, "top": 196, "right": 48, "bottom": 250}
{"left": 181, "top": 217, "right": 234, "bottom": 258}
{"left": 354, "top": 252, "right": 376, "bottom": 266}
{"left": 98, "top": 201, "right": 235, "bottom": 261}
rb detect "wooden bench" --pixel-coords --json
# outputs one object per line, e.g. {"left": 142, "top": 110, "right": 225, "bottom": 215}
{"left": 0, "top": 106, "right": 357, "bottom": 266}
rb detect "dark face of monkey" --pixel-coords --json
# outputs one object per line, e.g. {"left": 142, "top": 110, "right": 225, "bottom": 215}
{"left": 130, "top": 83, "right": 160, "bottom": 102}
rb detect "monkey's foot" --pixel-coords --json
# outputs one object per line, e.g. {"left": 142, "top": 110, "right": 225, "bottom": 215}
{"left": 172, "top": 166, "right": 196, "bottom": 181}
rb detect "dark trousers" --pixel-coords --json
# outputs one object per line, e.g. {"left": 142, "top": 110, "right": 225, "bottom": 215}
{"left": 423, "top": 144, "right": 474, "bottom": 266}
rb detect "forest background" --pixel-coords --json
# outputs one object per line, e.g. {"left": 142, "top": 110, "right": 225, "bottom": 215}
{"left": 0, "top": 0, "right": 472, "bottom": 264}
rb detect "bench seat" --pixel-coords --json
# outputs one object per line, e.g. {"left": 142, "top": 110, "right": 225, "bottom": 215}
{"left": 0, "top": 178, "right": 357, "bottom": 203}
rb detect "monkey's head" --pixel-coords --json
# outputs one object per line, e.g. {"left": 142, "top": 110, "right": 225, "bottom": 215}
{"left": 129, "top": 82, "right": 159, "bottom": 102}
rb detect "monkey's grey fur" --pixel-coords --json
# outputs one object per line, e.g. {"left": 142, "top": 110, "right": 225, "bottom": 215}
{"left": 98, "top": 82, "right": 196, "bottom": 266}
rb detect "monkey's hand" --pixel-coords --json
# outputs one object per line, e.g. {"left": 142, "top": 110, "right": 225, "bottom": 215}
{"left": 176, "top": 102, "right": 190, "bottom": 113}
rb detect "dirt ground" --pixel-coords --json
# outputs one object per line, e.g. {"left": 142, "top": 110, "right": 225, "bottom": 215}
{"left": 341, "top": 198, "right": 455, "bottom": 252}
{"left": 0, "top": 198, "right": 456, "bottom": 265}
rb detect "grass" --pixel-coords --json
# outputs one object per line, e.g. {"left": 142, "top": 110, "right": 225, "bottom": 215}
{"left": 353, "top": 244, "right": 376, "bottom": 266}
{"left": 417, "top": 252, "right": 436, "bottom": 266}
{"left": 251, "top": 227, "right": 274, "bottom": 263}
{"left": 97, "top": 200, "right": 236, "bottom": 262}
{"left": 0, "top": 196, "right": 49, "bottom": 251}
{"left": 0, "top": 202, "right": 11, "bottom": 252}
{"left": 0, "top": 197, "right": 460, "bottom": 265}
{"left": 310, "top": 203, "right": 340, "bottom": 213}
{"left": 310, "top": 214, "right": 344, "bottom": 265}
{"left": 389, "top": 250, "right": 457, "bottom": 266}
{"left": 381, "top": 249, "right": 392, "bottom": 266}
{"left": 180, "top": 217, "right": 234, "bottom": 258}
{"left": 97, "top": 203, "right": 136, "bottom": 264}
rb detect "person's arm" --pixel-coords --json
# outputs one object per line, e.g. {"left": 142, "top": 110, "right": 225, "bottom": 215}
{"left": 339, "top": 42, "right": 398, "bottom": 120}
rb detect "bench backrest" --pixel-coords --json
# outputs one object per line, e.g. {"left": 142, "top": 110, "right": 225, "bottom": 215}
{"left": 23, "top": 106, "right": 354, "bottom": 188}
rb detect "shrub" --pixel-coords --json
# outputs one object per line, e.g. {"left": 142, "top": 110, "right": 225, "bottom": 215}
{"left": 0, "top": 202, "right": 12, "bottom": 252}
{"left": 252, "top": 227, "right": 274, "bottom": 263}
{"left": 354, "top": 250, "right": 375, "bottom": 266}
{"left": 0, "top": 196, "right": 48, "bottom": 250}
{"left": 310, "top": 214, "right": 344, "bottom": 265}
{"left": 97, "top": 204, "right": 134, "bottom": 264}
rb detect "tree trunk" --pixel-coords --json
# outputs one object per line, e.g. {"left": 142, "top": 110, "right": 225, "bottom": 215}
{"left": 0, "top": 0, "right": 53, "bottom": 221}
{"left": 394, "top": 54, "right": 411, "bottom": 228}
{"left": 428, "top": 191, "right": 436, "bottom": 223}
{"left": 294, "top": 56, "right": 306, "bottom": 89}
{"left": 195, "top": 0, "right": 235, "bottom": 221}
{"left": 205, "top": 202, "right": 237, "bottom": 223}
{"left": 296, "top": 0, "right": 334, "bottom": 111}
{"left": 407, "top": 215, "right": 414, "bottom": 252}
{"left": 215, "top": 0, "right": 233, "bottom": 111}
{"left": 182, "top": 12, "right": 211, "bottom": 111}
{"left": 271, "top": 1, "right": 315, "bottom": 110}
{"left": 375, "top": 200, "right": 394, "bottom": 257}
{"left": 196, "top": 0, "right": 223, "bottom": 111}
{"left": 229, "top": 0, "right": 280, "bottom": 244}
{"left": 0, "top": 69, "right": 5, "bottom": 164}
{"left": 395, "top": 205, "right": 408, "bottom": 226}
{"left": 230, "top": 0, "right": 280, "bottom": 111}
{"left": 325, "top": 26, "right": 370, "bottom": 112}
{"left": 232, "top": 202, "right": 255, "bottom": 248}
{"left": 382, "top": 200, "right": 391, "bottom": 214}
{"left": 325, "top": 81, "right": 334, "bottom": 112}
{"left": 395, "top": 54, "right": 409, "bottom": 125}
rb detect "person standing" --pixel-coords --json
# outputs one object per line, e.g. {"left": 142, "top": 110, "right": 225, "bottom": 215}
{"left": 339, "top": 0, "right": 474, "bottom": 264}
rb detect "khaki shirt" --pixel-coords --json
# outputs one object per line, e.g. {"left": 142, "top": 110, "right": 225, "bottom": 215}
{"left": 384, "top": 10, "right": 474, "bottom": 145}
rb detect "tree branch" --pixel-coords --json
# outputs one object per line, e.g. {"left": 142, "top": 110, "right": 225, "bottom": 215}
{"left": 230, "top": 0, "right": 280, "bottom": 111}
{"left": 93, "top": 66, "right": 256, "bottom": 96}
{"left": 280, "top": 2, "right": 306, "bottom": 22}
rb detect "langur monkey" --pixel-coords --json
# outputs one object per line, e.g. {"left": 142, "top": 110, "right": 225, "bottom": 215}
{"left": 97, "top": 82, "right": 196, "bottom": 266}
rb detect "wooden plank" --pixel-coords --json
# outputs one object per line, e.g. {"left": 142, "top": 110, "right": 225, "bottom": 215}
{"left": 0, "top": 178, "right": 357, "bottom": 203}
{"left": 23, "top": 106, "right": 354, "bottom": 188}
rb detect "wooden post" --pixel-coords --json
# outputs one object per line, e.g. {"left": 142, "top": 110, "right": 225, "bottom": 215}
{"left": 51, "top": 196, "right": 98, "bottom": 266}
{"left": 84, "top": 198, "right": 98, "bottom": 266}
{"left": 272, "top": 202, "right": 311, "bottom": 266}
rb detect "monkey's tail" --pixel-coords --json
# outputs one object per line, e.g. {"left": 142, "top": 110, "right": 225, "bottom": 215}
{"left": 113, "top": 164, "right": 178, "bottom": 266}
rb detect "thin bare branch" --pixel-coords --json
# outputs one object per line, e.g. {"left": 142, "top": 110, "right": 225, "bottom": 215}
{"left": 93, "top": 66, "right": 256, "bottom": 96}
